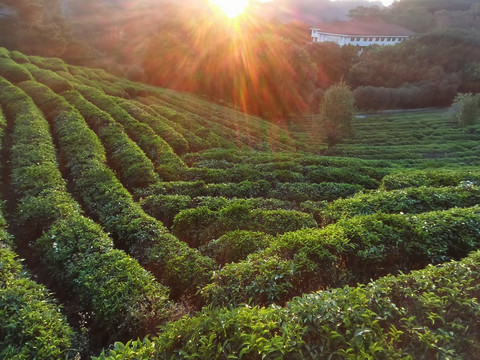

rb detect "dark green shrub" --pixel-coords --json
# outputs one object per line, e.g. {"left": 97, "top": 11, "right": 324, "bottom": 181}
{"left": 319, "top": 185, "right": 480, "bottom": 225}
{"left": 139, "top": 194, "right": 191, "bottom": 228}
{"left": 98, "top": 251, "right": 480, "bottom": 359}
{"left": 0, "top": 58, "right": 32, "bottom": 83}
{"left": 28, "top": 56, "right": 68, "bottom": 72}
{"left": 21, "top": 81, "right": 214, "bottom": 297}
{"left": 23, "top": 63, "right": 73, "bottom": 93}
{"left": 116, "top": 99, "right": 189, "bottom": 155}
{"left": 381, "top": 169, "right": 480, "bottom": 190}
{"left": 200, "top": 230, "right": 272, "bottom": 265}
{"left": 268, "top": 182, "right": 363, "bottom": 202}
{"left": 38, "top": 214, "right": 173, "bottom": 342}
{"left": 201, "top": 206, "right": 480, "bottom": 307}
{"left": 78, "top": 85, "right": 187, "bottom": 180}
{"left": 63, "top": 90, "right": 158, "bottom": 189}
{"left": 0, "top": 247, "right": 74, "bottom": 360}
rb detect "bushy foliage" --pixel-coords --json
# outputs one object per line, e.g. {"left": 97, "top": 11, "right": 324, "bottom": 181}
{"left": 0, "top": 57, "right": 33, "bottom": 83}
{"left": 319, "top": 184, "right": 480, "bottom": 225}
{"left": 0, "top": 247, "right": 74, "bottom": 359}
{"left": 96, "top": 251, "right": 480, "bottom": 359}
{"left": 172, "top": 202, "right": 316, "bottom": 248}
{"left": 381, "top": 169, "right": 480, "bottom": 190}
{"left": 63, "top": 90, "right": 158, "bottom": 189}
{"left": 23, "top": 63, "right": 73, "bottom": 93}
{"left": 201, "top": 206, "right": 480, "bottom": 306}
{"left": 450, "top": 93, "right": 480, "bottom": 126}
{"left": 78, "top": 85, "right": 187, "bottom": 180}
{"left": 201, "top": 230, "right": 273, "bottom": 265}
{"left": 20, "top": 80, "right": 214, "bottom": 297}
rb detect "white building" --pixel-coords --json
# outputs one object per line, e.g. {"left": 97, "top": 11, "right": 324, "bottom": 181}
{"left": 311, "top": 21, "right": 415, "bottom": 47}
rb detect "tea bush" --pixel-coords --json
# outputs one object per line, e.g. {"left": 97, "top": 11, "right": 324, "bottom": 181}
{"left": 78, "top": 85, "right": 187, "bottom": 180}
{"left": 23, "top": 63, "right": 73, "bottom": 93}
{"left": 173, "top": 202, "right": 316, "bottom": 248}
{"left": 63, "top": 90, "right": 158, "bottom": 189}
{"left": 0, "top": 246, "right": 74, "bottom": 359}
{"left": 20, "top": 81, "right": 214, "bottom": 297}
{"left": 0, "top": 58, "right": 33, "bottom": 83}
{"left": 381, "top": 169, "right": 480, "bottom": 190}
{"left": 201, "top": 206, "right": 480, "bottom": 306}
{"left": 200, "top": 230, "right": 273, "bottom": 265}
{"left": 3, "top": 79, "right": 175, "bottom": 343}
{"left": 96, "top": 251, "right": 480, "bottom": 359}
{"left": 319, "top": 185, "right": 480, "bottom": 225}
{"left": 116, "top": 99, "right": 189, "bottom": 155}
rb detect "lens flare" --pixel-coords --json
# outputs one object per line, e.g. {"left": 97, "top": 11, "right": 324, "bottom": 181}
{"left": 210, "top": 0, "right": 248, "bottom": 18}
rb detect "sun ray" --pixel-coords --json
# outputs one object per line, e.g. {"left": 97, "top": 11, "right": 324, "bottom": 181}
{"left": 210, "top": 0, "right": 249, "bottom": 18}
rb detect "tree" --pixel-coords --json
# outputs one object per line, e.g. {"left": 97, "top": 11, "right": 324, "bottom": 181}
{"left": 450, "top": 93, "right": 480, "bottom": 126}
{"left": 319, "top": 81, "right": 355, "bottom": 149}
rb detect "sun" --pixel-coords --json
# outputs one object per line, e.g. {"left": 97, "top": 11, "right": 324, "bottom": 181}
{"left": 210, "top": 0, "right": 249, "bottom": 18}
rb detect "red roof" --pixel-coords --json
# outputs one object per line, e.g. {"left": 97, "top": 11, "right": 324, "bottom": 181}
{"left": 312, "top": 21, "right": 415, "bottom": 36}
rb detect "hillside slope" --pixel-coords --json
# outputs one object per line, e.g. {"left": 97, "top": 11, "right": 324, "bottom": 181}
{"left": 0, "top": 48, "right": 479, "bottom": 358}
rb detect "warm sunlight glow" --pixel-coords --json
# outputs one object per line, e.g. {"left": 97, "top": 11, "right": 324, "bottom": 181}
{"left": 211, "top": 0, "right": 248, "bottom": 18}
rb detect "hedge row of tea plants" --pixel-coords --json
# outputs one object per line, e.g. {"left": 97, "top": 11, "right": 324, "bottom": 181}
{"left": 77, "top": 85, "right": 187, "bottom": 180}
{"left": 381, "top": 169, "right": 480, "bottom": 190}
{"left": 19, "top": 80, "right": 214, "bottom": 298}
{"left": 0, "top": 57, "right": 33, "bottom": 84}
{"left": 95, "top": 250, "right": 480, "bottom": 359}
{"left": 63, "top": 90, "right": 159, "bottom": 190}
{"left": 0, "top": 83, "right": 72, "bottom": 360}
{"left": 318, "top": 184, "right": 480, "bottom": 225}
{"left": 0, "top": 240, "right": 74, "bottom": 359}
{"left": 23, "top": 63, "right": 73, "bottom": 93}
{"left": 201, "top": 206, "right": 480, "bottom": 306}
{"left": 141, "top": 180, "right": 363, "bottom": 203}
{"left": 116, "top": 99, "right": 189, "bottom": 155}
{"left": 140, "top": 194, "right": 296, "bottom": 228}
{"left": 1, "top": 77, "right": 174, "bottom": 345}
{"left": 148, "top": 88, "right": 297, "bottom": 151}
{"left": 172, "top": 202, "right": 316, "bottom": 248}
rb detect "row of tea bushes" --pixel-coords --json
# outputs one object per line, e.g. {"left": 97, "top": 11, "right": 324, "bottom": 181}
{"left": 317, "top": 184, "right": 480, "bottom": 225}
{"left": 77, "top": 85, "right": 187, "bottom": 181}
{"left": 63, "top": 90, "right": 159, "bottom": 190}
{"left": 0, "top": 80, "right": 72, "bottom": 360}
{"left": 140, "top": 194, "right": 296, "bottom": 228}
{"left": 95, "top": 250, "right": 480, "bottom": 359}
{"left": 20, "top": 80, "right": 214, "bottom": 298}
{"left": 116, "top": 99, "right": 190, "bottom": 155}
{"left": 201, "top": 206, "right": 480, "bottom": 306}
{"left": 381, "top": 169, "right": 480, "bottom": 190}
{"left": 1, "top": 77, "right": 173, "bottom": 346}
{"left": 0, "top": 231, "right": 73, "bottom": 359}
{"left": 172, "top": 202, "right": 316, "bottom": 248}
{"left": 140, "top": 180, "right": 363, "bottom": 203}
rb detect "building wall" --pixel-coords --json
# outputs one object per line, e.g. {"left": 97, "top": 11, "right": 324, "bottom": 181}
{"left": 311, "top": 30, "right": 409, "bottom": 47}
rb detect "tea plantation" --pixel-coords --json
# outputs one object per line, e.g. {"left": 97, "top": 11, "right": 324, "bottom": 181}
{"left": 0, "top": 48, "right": 479, "bottom": 359}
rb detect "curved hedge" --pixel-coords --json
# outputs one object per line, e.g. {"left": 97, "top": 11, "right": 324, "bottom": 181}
{"left": 19, "top": 80, "right": 214, "bottom": 297}
{"left": 1, "top": 78, "right": 174, "bottom": 344}
{"left": 381, "top": 169, "right": 480, "bottom": 190}
{"left": 172, "top": 202, "right": 316, "bottom": 248}
{"left": 0, "top": 246, "right": 74, "bottom": 359}
{"left": 201, "top": 206, "right": 480, "bottom": 306}
{"left": 63, "top": 90, "right": 158, "bottom": 189}
{"left": 78, "top": 85, "right": 187, "bottom": 181}
{"left": 116, "top": 99, "right": 189, "bottom": 155}
{"left": 95, "top": 250, "right": 480, "bottom": 359}
{"left": 23, "top": 63, "right": 73, "bottom": 93}
{"left": 319, "top": 184, "right": 480, "bottom": 225}
{"left": 0, "top": 58, "right": 33, "bottom": 84}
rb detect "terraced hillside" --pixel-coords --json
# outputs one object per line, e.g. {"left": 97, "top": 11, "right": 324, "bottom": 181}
{"left": 0, "top": 48, "right": 479, "bottom": 359}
